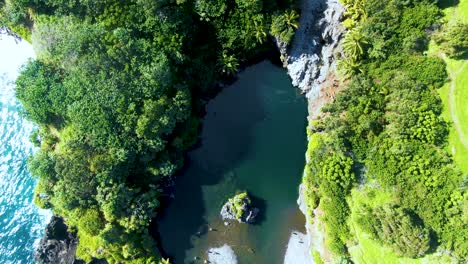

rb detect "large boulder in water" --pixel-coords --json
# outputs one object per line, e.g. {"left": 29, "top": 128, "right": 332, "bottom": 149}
{"left": 34, "top": 216, "right": 78, "bottom": 264}
{"left": 220, "top": 192, "right": 259, "bottom": 224}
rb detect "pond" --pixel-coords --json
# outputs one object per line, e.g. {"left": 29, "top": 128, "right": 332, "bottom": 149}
{"left": 158, "top": 61, "right": 308, "bottom": 263}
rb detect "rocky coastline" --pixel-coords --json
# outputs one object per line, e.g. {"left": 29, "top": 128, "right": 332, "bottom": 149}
{"left": 282, "top": 0, "right": 346, "bottom": 262}
{"left": 34, "top": 216, "right": 79, "bottom": 264}
{"left": 279, "top": 0, "right": 345, "bottom": 119}
{"left": 34, "top": 216, "right": 106, "bottom": 264}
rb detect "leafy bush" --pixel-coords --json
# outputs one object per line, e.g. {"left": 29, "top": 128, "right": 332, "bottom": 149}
{"left": 228, "top": 191, "right": 251, "bottom": 219}
{"left": 270, "top": 9, "right": 300, "bottom": 45}
{"left": 304, "top": 0, "right": 466, "bottom": 260}
{"left": 434, "top": 21, "right": 468, "bottom": 59}
{"left": 6, "top": 0, "right": 298, "bottom": 262}
{"left": 358, "top": 204, "right": 431, "bottom": 258}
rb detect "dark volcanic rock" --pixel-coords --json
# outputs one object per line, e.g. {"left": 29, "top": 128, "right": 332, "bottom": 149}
{"left": 34, "top": 216, "right": 78, "bottom": 264}
{"left": 35, "top": 216, "right": 108, "bottom": 264}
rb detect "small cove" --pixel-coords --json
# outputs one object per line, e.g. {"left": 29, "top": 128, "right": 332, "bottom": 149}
{"left": 158, "top": 61, "right": 308, "bottom": 263}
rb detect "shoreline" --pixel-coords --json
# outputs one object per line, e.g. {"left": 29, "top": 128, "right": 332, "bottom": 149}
{"left": 280, "top": 0, "right": 346, "bottom": 262}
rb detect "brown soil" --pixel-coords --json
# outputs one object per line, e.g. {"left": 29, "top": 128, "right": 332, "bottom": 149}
{"left": 308, "top": 72, "right": 346, "bottom": 120}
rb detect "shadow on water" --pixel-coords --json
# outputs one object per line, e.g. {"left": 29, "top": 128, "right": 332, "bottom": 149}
{"left": 157, "top": 63, "right": 268, "bottom": 263}
{"left": 246, "top": 193, "right": 267, "bottom": 226}
{"left": 157, "top": 60, "right": 308, "bottom": 264}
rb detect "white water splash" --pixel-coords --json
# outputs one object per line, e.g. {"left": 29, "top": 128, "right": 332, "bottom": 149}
{"left": 0, "top": 34, "right": 52, "bottom": 264}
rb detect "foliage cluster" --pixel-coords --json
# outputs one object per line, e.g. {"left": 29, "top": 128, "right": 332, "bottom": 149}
{"left": 304, "top": 0, "right": 467, "bottom": 261}
{"left": 228, "top": 191, "right": 250, "bottom": 219}
{"left": 433, "top": 20, "right": 468, "bottom": 59}
{"left": 357, "top": 203, "right": 432, "bottom": 258}
{"left": 1, "top": 0, "right": 299, "bottom": 262}
{"left": 303, "top": 131, "right": 356, "bottom": 256}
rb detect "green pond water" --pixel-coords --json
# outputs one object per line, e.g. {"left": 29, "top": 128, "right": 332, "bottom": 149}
{"left": 158, "top": 61, "right": 308, "bottom": 264}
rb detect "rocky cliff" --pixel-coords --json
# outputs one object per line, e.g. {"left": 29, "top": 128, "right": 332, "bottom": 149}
{"left": 34, "top": 216, "right": 79, "bottom": 264}
{"left": 279, "top": 0, "right": 345, "bottom": 116}
{"left": 287, "top": 0, "right": 346, "bottom": 262}
{"left": 35, "top": 216, "right": 108, "bottom": 264}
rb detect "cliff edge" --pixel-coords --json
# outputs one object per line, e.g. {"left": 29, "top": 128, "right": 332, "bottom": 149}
{"left": 279, "top": 0, "right": 345, "bottom": 118}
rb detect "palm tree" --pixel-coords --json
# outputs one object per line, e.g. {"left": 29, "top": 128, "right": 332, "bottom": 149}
{"left": 338, "top": 56, "right": 362, "bottom": 79}
{"left": 343, "top": 0, "right": 367, "bottom": 23}
{"left": 270, "top": 10, "right": 300, "bottom": 44}
{"left": 284, "top": 10, "right": 300, "bottom": 30}
{"left": 342, "top": 28, "right": 367, "bottom": 60}
{"left": 218, "top": 52, "right": 239, "bottom": 75}
{"left": 159, "top": 258, "right": 171, "bottom": 264}
{"left": 253, "top": 20, "right": 267, "bottom": 44}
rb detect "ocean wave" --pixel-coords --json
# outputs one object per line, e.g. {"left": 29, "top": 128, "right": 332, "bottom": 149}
{"left": 0, "top": 35, "right": 50, "bottom": 264}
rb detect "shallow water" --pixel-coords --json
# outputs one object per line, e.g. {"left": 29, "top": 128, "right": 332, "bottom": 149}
{"left": 0, "top": 35, "right": 51, "bottom": 263}
{"left": 158, "top": 61, "right": 308, "bottom": 263}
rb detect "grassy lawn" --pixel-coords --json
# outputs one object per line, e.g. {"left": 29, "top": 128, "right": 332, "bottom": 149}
{"left": 457, "top": 0, "right": 468, "bottom": 21}
{"left": 439, "top": 59, "right": 468, "bottom": 173}
{"left": 348, "top": 188, "right": 455, "bottom": 264}
{"left": 345, "top": 2, "right": 467, "bottom": 263}
{"left": 435, "top": 0, "right": 468, "bottom": 173}
{"left": 347, "top": 187, "right": 416, "bottom": 264}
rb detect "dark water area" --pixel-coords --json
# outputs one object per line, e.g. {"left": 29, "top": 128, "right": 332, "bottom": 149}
{"left": 158, "top": 61, "right": 308, "bottom": 264}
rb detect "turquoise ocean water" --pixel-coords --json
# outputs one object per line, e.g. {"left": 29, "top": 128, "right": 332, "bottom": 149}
{"left": 0, "top": 35, "right": 50, "bottom": 263}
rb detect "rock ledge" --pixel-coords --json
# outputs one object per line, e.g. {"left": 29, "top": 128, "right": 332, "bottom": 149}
{"left": 34, "top": 216, "right": 78, "bottom": 264}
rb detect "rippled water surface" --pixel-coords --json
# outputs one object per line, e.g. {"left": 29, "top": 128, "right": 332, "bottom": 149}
{"left": 0, "top": 35, "right": 50, "bottom": 263}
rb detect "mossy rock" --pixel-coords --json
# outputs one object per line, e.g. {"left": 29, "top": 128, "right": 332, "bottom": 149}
{"left": 220, "top": 192, "right": 259, "bottom": 224}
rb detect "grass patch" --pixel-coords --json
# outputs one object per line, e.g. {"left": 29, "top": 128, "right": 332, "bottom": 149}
{"left": 458, "top": 0, "right": 468, "bottom": 21}
{"left": 439, "top": 79, "right": 468, "bottom": 173}
{"left": 446, "top": 60, "right": 468, "bottom": 173}
{"left": 452, "top": 63, "right": 468, "bottom": 137}
{"left": 348, "top": 188, "right": 455, "bottom": 264}
{"left": 433, "top": 0, "right": 468, "bottom": 174}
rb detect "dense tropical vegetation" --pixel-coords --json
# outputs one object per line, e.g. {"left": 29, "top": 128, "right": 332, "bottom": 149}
{"left": 304, "top": 0, "right": 467, "bottom": 262}
{"left": 1, "top": 0, "right": 467, "bottom": 262}
{"left": 1, "top": 0, "right": 298, "bottom": 262}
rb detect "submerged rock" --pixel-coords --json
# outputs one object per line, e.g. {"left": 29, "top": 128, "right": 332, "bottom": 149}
{"left": 34, "top": 216, "right": 78, "bottom": 264}
{"left": 220, "top": 192, "right": 259, "bottom": 224}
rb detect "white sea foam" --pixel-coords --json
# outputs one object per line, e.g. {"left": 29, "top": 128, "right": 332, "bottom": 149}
{"left": 0, "top": 34, "right": 50, "bottom": 263}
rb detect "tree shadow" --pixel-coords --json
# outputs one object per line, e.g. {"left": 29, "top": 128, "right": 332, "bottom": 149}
{"left": 288, "top": 0, "right": 328, "bottom": 61}
{"left": 248, "top": 193, "right": 267, "bottom": 226}
{"left": 437, "top": 0, "right": 459, "bottom": 9}
{"left": 154, "top": 60, "right": 308, "bottom": 263}
{"left": 455, "top": 48, "right": 468, "bottom": 60}
{"left": 155, "top": 62, "right": 270, "bottom": 263}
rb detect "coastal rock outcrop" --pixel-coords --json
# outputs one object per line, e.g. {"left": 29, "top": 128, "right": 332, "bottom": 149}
{"left": 34, "top": 216, "right": 78, "bottom": 264}
{"left": 278, "top": 0, "right": 345, "bottom": 102}
{"left": 297, "top": 183, "right": 330, "bottom": 262}
{"left": 220, "top": 192, "right": 259, "bottom": 224}
{"left": 35, "top": 216, "right": 108, "bottom": 264}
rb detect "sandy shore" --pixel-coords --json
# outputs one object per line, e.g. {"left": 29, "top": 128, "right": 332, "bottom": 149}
{"left": 207, "top": 244, "right": 238, "bottom": 264}
{"left": 284, "top": 230, "right": 314, "bottom": 264}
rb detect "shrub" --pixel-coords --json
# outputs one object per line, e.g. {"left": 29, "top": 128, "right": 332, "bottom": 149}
{"left": 434, "top": 21, "right": 468, "bottom": 59}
